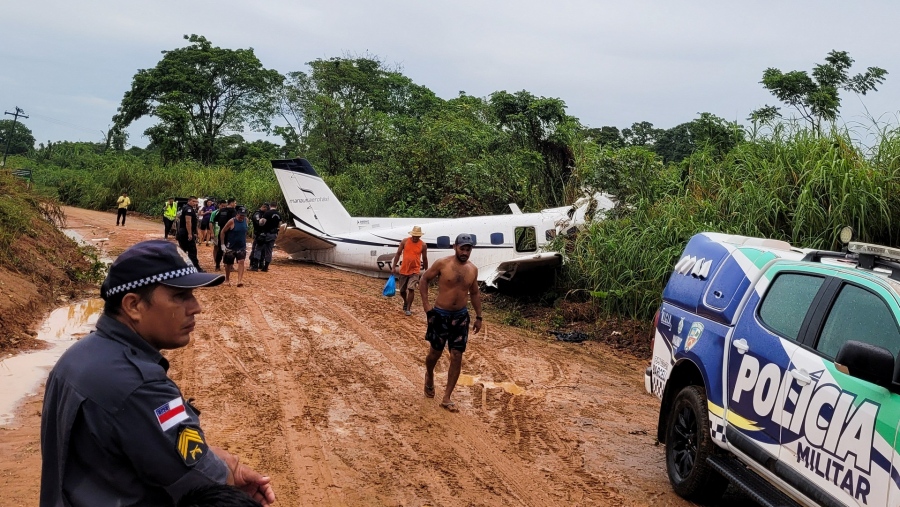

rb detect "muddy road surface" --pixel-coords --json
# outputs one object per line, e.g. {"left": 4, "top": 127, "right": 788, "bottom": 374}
{"left": 0, "top": 207, "right": 756, "bottom": 506}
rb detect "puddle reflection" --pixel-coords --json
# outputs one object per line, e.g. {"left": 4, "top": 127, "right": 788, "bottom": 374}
{"left": 458, "top": 374, "right": 526, "bottom": 395}
{"left": 0, "top": 299, "right": 103, "bottom": 425}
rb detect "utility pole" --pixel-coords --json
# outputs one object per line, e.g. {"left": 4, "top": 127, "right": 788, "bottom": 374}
{"left": 2, "top": 107, "right": 28, "bottom": 167}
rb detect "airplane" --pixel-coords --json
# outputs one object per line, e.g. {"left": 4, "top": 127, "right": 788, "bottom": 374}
{"left": 271, "top": 158, "right": 615, "bottom": 287}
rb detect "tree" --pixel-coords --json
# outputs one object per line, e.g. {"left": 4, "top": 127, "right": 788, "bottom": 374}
{"left": 0, "top": 119, "right": 35, "bottom": 156}
{"left": 275, "top": 56, "right": 441, "bottom": 174}
{"left": 753, "top": 50, "right": 887, "bottom": 132}
{"left": 654, "top": 113, "right": 744, "bottom": 164}
{"left": 489, "top": 90, "right": 580, "bottom": 206}
{"left": 622, "top": 121, "right": 662, "bottom": 147}
{"left": 113, "top": 35, "right": 282, "bottom": 164}
{"left": 586, "top": 126, "right": 625, "bottom": 148}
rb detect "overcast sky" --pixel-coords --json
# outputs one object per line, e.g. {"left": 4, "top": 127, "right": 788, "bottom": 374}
{"left": 2, "top": 0, "right": 898, "bottom": 148}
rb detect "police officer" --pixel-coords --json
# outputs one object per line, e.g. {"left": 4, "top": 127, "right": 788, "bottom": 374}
{"left": 256, "top": 202, "right": 281, "bottom": 272}
{"left": 40, "top": 240, "right": 276, "bottom": 506}
{"left": 163, "top": 197, "right": 178, "bottom": 240}
{"left": 248, "top": 202, "right": 269, "bottom": 272}
{"left": 177, "top": 196, "right": 202, "bottom": 271}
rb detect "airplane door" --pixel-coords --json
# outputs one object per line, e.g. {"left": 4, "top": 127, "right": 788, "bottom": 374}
{"left": 725, "top": 268, "right": 826, "bottom": 468}
{"left": 780, "top": 279, "right": 900, "bottom": 506}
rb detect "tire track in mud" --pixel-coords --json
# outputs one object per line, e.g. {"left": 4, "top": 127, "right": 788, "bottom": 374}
{"left": 300, "top": 291, "right": 571, "bottom": 506}
{"left": 316, "top": 283, "right": 638, "bottom": 505}
{"left": 239, "top": 289, "right": 346, "bottom": 507}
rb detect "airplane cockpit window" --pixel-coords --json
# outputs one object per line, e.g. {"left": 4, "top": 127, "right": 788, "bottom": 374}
{"left": 515, "top": 227, "right": 537, "bottom": 253}
{"left": 437, "top": 236, "right": 451, "bottom": 248}
{"left": 491, "top": 233, "right": 504, "bottom": 245}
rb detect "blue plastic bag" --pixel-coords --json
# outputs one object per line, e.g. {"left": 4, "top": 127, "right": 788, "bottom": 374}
{"left": 382, "top": 275, "right": 397, "bottom": 297}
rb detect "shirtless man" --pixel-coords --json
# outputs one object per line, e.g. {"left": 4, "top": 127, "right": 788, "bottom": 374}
{"left": 419, "top": 234, "right": 483, "bottom": 412}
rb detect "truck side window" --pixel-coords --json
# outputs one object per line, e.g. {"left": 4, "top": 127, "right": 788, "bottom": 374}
{"left": 758, "top": 273, "right": 824, "bottom": 341}
{"left": 515, "top": 226, "right": 537, "bottom": 253}
{"left": 817, "top": 284, "right": 900, "bottom": 360}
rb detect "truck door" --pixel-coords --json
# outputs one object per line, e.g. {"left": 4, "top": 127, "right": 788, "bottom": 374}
{"left": 726, "top": 267, "right": 827, "bottom": 468}
{"left": 781, "top": 277, "right": 900, "bottom": 507}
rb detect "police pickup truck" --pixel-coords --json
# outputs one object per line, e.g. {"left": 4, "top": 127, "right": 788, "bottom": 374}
{"left": 646, "top": 230, "right": 900, "bottom": 507}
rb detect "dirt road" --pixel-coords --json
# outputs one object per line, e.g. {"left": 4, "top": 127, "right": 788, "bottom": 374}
{"left": 0, "top": 207, "right": 748, "bottom": 506}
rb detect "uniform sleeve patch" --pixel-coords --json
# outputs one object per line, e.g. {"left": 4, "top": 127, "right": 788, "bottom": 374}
{"left": 155, "top": 397, "right": 189, "bottom": 431}
{"left": 176, "top": 426, "right": 208, "bottom": 466}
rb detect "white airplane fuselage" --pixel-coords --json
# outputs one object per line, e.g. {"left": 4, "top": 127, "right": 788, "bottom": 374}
{"left": 272, "top": 158, "right": 613, "bottom": 286}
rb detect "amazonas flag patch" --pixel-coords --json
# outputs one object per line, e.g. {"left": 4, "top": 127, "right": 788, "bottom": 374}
{"left": 155, "top": 397, "right": 189, "bottom": 431}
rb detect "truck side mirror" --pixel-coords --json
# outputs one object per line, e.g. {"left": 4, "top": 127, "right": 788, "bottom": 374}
{"left": 835, "top": 340, "right": 894, "bottom": 388}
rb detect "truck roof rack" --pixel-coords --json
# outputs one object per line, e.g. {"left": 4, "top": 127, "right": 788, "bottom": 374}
{"left": 802, "top": 243, "right": 900, "bottom": 282}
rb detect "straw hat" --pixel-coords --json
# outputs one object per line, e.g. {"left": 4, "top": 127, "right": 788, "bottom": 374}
{"left": 409, "top": 226, "right": 424, "bottom": 237}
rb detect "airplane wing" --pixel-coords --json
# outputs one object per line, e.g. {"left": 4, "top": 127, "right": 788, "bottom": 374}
{"left": 481, "top": 252, "right": 562, "bottom": 287}
{"left": 276, "top": 226, "right": 335, "bottom": 254}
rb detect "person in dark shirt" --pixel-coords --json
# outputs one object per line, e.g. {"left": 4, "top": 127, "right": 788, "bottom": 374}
{"left": 213, "top": 198, "right": 236, "bottom": 272}
{"left": 255, "top": 202, "right": 281, "bottom": 272}
{"left": 40, "top": 240, "right": 276, "bottom": 506}
{"left": 177, "top": 196, "right": 202, "bottom": 270}
{"left": 248, "top": 203, "right": 269, "bottom": 272}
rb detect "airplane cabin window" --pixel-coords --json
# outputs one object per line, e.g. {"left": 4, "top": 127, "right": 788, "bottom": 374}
{"left": 545, "top": 229, "right": 556, "bottom": 241}
{"left": 514, "top": 227, "right": 537, "bottom": 253}
{"left": 491, "top": 233, "right": 504, "bottom": 245}
{"left": 437, "top": 236, "right": 451, "bottom": 248}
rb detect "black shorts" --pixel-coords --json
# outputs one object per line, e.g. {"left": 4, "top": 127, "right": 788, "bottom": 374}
{"left": 223, "top": 248, "right": 246, "bottom": 265}
{"left": 425, "top": 307, "right": 469, "bottom": 352}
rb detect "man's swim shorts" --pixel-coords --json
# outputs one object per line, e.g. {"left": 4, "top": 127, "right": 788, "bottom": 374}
{"left": 425, "top": 307, "right": 469, "bottom": 352}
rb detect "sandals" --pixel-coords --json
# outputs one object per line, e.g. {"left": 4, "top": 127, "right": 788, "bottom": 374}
{"left": 440, "top": 401, "right": 459, "bottom": 413}
{"left": 424, "top": 384, "right": 435, "bottom": 398}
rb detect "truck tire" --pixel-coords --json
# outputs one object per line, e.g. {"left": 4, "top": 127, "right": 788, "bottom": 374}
{"left": 665, "top": 385, "right": 728, "bottom": 502}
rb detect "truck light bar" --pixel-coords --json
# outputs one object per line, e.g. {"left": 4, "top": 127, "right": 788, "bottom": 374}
{"left": 848, "top": 242, "right": 900, "bottom": 263}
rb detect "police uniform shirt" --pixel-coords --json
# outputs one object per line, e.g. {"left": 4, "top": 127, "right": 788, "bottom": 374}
{"left": 261, "top": 209, "right": 281, "bottom": 234}
{"left": 251, "top": 211, "right": 264, "bottom": 236}
{"left": 215, "top": 207, "right": 236, "bottom": 231}
{"left": 178, "top": 203, "right": 198, "bottom": 237}
{"left": 41, "top": 314, "right": 228, "bottom": 506}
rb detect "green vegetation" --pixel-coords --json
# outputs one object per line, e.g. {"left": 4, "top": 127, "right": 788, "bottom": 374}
{"left": 5, "top": 40, "right": 897, "bottom": 324}
{"left": 752, "top": 50, "right": 888, "bottom": 132}
{"left": 567, "top": 125, "right": 900, "bottom": 319}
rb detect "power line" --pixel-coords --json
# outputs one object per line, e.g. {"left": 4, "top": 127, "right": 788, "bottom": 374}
{"left": 2, "top": 107, "right": 28, "bottom": 167}
{"left": 27, "top": 111, "right": 104, "bottom": 136}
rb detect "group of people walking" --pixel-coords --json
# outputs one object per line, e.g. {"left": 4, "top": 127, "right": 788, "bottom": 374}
{"left": 115, "top": 191, "right": 283, "bottom": 283}
{"left": 168, "top": 197, "right": 282, "bottom": 284}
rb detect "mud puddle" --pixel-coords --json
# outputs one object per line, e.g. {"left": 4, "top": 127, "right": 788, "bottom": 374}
{"left": 0, "top": 299, "right": 103, "bottom": 425}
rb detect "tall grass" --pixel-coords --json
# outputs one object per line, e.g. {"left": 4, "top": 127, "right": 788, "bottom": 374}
{"left": 563, "top": 126, "right": 900, "bottom": 320}
{"left": 29, "top": 154, "right": 283, "bottom": 216}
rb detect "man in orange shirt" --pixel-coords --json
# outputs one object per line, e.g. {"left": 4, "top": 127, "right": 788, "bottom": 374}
{"left": 392, "top": 226, "right": 428, "bottom": 316}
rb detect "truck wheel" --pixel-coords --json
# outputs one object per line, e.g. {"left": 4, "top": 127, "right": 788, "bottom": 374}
{"left": 665, "top": 385, "right": 728, "bottom": 502}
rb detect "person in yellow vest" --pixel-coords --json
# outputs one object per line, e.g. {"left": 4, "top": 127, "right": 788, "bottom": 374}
{"left": 163, "top": 197, "right": 178, "bottom": 240}
{"left": 392, "top": 226, "right": 429, "bottom": 316}
{"left": 116, "top": 191, "right": 131, "bottom": 226}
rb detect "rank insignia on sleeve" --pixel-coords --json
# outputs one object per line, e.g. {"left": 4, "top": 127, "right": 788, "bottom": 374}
{"left": 176, "top": 426, "right": 208, "bottom": 466}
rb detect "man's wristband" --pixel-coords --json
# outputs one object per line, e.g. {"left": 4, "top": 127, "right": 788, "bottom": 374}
{"left": 475, "top": 316, "right": 483, "bottom": 320}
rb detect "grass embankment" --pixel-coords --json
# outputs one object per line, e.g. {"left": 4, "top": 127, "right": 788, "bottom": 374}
{"left": 0, "top": 170, "right": 102, "bottom": 354}
{"left": 563, "top": 127, "right": 900, "bottom": 322}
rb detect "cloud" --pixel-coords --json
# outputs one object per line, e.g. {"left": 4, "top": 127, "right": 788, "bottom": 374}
{"left": 2, "top": 0, "right": 898, "bottom": 144}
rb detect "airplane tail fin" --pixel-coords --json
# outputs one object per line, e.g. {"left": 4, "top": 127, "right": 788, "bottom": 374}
{"left": 271, "top": 158, "right": 355, "bottom": 236}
